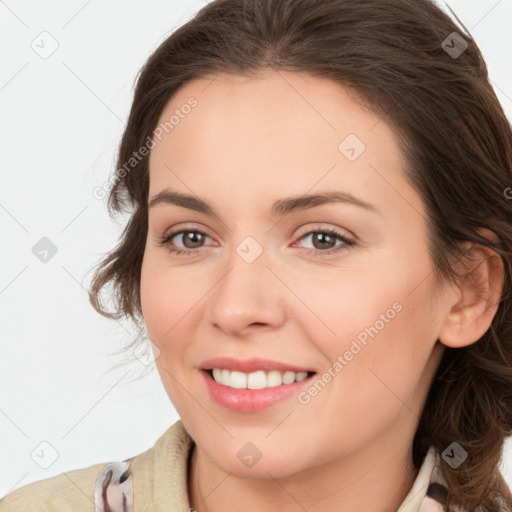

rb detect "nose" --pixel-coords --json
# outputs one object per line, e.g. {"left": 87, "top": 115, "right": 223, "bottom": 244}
{"left": 205, "top": 238, "right": 288, "bottom": 337}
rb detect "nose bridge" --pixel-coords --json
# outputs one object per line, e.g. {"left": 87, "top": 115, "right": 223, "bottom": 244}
{"left": 206, "top": 230, "right": 286, "bottom": 332}
{"left": 220, "top": 232, "right": 272, "bottom": 302}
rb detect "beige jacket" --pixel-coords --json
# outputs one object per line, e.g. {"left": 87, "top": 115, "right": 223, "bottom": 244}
{"left": 0, "top": 419, "right": 465, "bottom": 511}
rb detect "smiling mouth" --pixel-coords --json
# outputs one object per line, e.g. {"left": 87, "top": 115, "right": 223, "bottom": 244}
{"left": 205, "top": 368, "right": 316, "bottom": 390}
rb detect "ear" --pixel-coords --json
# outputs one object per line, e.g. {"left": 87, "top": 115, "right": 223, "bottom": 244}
{"left": 438, "top": 228, "right": 505, "bottom": 349}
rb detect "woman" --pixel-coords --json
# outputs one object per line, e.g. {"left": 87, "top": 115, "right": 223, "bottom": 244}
{"left": 2, "top": 0, "right": 511, "bottom": 511}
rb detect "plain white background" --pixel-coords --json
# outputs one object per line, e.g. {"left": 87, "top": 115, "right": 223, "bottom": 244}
{"left": 1, "top": 0, "right": 512, "bottom": 499}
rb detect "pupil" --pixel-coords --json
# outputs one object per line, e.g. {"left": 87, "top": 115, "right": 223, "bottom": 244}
{"left": 315, "top": 233, "right": 333, "bottom": 249}
{"left": 184, "top": 231, "right": 203, "bottom": 248}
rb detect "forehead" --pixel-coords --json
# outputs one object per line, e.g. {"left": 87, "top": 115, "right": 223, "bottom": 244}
{"left": 147, "top": 70, "right": 425, "bottom": 222}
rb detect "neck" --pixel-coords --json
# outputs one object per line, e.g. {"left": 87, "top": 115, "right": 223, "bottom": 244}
{"left": 188, "top": 429, "right": 419, "bottom": 512}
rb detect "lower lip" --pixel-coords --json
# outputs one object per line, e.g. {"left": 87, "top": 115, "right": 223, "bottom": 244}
{"left": 201, "top": 370, "right": 315, "bottom": 412}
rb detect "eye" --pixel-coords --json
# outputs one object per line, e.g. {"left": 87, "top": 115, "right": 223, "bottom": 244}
{"left": 293, "top": 228, "right": 356, "bottom": 256}
{"left": 158, "top": 226, "right": 357, "bottom": 257}
{"left": 158, "top": 228, "right": 212, "bottom": 256}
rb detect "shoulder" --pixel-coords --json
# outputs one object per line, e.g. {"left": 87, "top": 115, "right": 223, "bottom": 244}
{"left": 0, "top": 420, "right": 192, "bottom": 512}
{"left": 0, "top": 461, "right": 107, "bottom": 512}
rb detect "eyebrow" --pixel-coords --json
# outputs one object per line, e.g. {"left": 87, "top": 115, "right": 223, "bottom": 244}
{"left": 148, "top": 189, "right": 379, "bottom": 217}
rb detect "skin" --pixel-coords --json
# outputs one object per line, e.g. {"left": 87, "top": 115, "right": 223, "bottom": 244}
{"left": 140, "top": 69, "right": 504, "bottom": 512}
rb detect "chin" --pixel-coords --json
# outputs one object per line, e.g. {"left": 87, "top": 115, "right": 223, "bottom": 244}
{"left": 221, "top": 456, "right": 302, "bottom": 480}
{"left": 203, "top": 438, "right": 312, "bottom": 480}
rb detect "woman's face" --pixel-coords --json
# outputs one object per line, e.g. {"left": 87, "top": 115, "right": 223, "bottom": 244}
{"left": 140, "top": 70, "right": 451, "bottom": 478}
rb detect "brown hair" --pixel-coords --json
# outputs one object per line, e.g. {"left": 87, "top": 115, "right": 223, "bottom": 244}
{"left": 87, "top": 0, "right": 512, "bottom": 509}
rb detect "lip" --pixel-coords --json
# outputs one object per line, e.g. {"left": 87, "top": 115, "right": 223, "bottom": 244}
{"left": 199, "top": 361, "right": 317, "bottom": 413}
{"left": 200, "top": 356, "right": 315, "bottom": 374}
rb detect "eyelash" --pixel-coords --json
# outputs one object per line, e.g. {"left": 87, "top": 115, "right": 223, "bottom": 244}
{"left": 157, "top": 227, "right": 357, "bottom": 257}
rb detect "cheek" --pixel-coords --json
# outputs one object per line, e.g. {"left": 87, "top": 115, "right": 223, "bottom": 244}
{"left": 140, "top": 256, "right": 198, "bottom": 410}
{"left": 293, "top": 254, "right": 439, "bottom": 413}
{"left": 284, "top": 263, "right": 411, "bottom": 352}
{"left": 141, "top": 248, "right": 184, "bottom": 335}
{"left": 140, "top": 252, "right": 208, "bottom": 365}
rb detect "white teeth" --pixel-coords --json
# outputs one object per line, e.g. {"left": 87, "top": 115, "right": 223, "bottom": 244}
{"left": 267, "top": 370, "right": 283, "bottom": 387}
{"left": 230, "top": 371, "right": 247, "bottom": 389}
{"left": 210, "top": 369, "right": 311, "bottom": 389}
{"left": 282, "top": 371, "right": 296, "bottom": 384}
{"left": 296, "top": 372, "right": 308, "bottom": 382}
{"left": 247, "top": 370, "right": 267, "bottom": 389}
{"left": 212, "top": 368, "right": 222, "bottom": 383}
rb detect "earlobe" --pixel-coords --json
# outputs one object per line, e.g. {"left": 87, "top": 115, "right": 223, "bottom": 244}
{"left": 438, "top": 234, "right": 504, "bottom": 350}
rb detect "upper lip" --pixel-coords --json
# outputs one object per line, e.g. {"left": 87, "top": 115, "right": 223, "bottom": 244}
{"left": 200, "top": 357, "right": 315, "bottom": 374}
